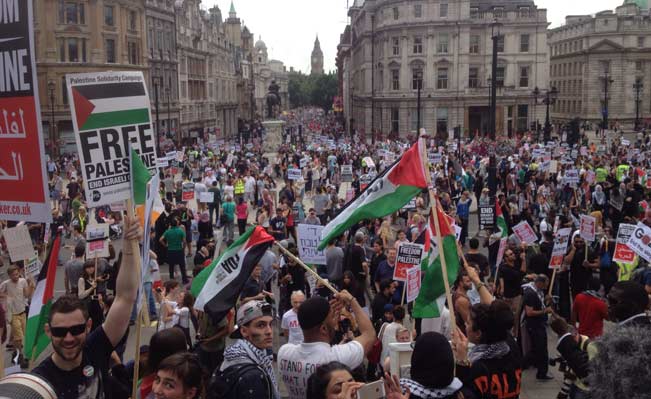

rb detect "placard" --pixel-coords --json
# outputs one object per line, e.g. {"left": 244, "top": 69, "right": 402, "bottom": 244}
{"left": 585, "top": 170, "right": 596, "bottom": 185}
{"left": 359, "top": 174, "right": 372, "bottom": 191}
{"left": 613, "top": 223, "right": 636, "bottom": 263}
{"left": 287, "top": 168, "right": 302, "bottom": 180}
{"left": 401, "top": 198, "right": 416, "bottom": 211}
{"left": 512, "top": 221, "right": 537, "bottom": 245}
{"left": 299, "top": 157, "right": 310, "bottom": 168}
{"left": 3, "top": 225, "right": 34, "bottom": 262}
{"left": 626, "top": 222, "right": 651, "bottom": 262}
{"left": 341, "top": 165, "right": 353, "bottom": 182}
{"left": 67, "top": 71, "right": 158, "bottom": 207}
{"left": 394, "top": 242, "right": 424, "bottom": 281}
{"left": 157, "top": 158, "right": 169, "bottom": 168}
{"left": 182, "top": 182, "right": 195, "bottom": 201}
{"left": 478, "top": 205, "right": 495, "bottom": 231}
{"left": 199, "top": 191, "right": 214, "bottom": 203}
{"left": 579, "top": 215, "right": 596, "bottom": 242}
{"left": 85, "top": 224, "right": 110, "bottom": 259}
{"left": 563, "top": 169, "right": 580, "bottom": 186}
{"left": 406, "top": 266, "right": 421, "bottom": 303}
{"left": 609, "top": 194, "right": 624, "bottom": 212}
{"left": 296, "top": 224, "right": 326, "bottom": 265}
{"left": 25, "top": 251, "right": 40, "bottom": 278}
{"left": 345, "top": 188, "right": 355, "bottom": 203}
{"left": 549, "top": 228, "right": 571, "bottom": 269}
{"left": 0, "top": 0, "right": 52, "bottom": 223}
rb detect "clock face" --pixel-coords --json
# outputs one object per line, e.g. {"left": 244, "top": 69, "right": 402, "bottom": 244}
{"left": 312, "top": 57, "right": 318, "bottom": 63}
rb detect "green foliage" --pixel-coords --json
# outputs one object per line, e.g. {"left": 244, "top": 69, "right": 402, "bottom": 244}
{"left": 288, "top": 71, "right": 338, "bottom": 110}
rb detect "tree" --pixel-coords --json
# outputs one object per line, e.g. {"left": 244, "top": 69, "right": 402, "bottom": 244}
{"left": 288, "top": 71, "right": 338, "bottom": 110}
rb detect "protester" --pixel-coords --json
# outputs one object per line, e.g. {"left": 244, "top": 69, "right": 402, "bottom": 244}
{"left": 281, "top": 290, "right": 305, "bottom": 344}
{"left": 0, "top": 265, "right": 35, "bottom": 368}
{"left": 139, "top": 327, "right": 189, "bottom": 398}
{"left": 152, "top": 352, "right": 203, "bottom": 399}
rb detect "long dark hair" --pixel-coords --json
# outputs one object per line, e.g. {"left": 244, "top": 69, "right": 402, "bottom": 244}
{"left": 306, "top": 361, "right": 353, "bottom": 399}
{"left": 469, "top": 300, "right": 514, "bottom": 344}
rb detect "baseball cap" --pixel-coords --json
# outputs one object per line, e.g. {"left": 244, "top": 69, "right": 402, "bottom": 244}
{"left": 229, "top": 300, "right": 273, "bottom": 339}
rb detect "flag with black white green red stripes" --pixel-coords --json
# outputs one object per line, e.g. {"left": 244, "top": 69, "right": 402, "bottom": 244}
{"left": 67, "top": 71, "right": 158, "bottom": 207}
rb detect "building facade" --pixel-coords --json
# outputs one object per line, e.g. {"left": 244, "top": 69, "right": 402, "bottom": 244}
{"left": 145, "top": 0, "right": 179, "bottom": 145}
{"left": 311, "top": 35, "right": 325, "bottom": 75}
{"left": 339, "top": 0, "right": 549, "bottom": 140}
{"left": 548, "top": 3, "right": 651, "bottom": 130}
{"left": 253, "top": 37, "right": 289, "bottom": 118}
{"left": 35, "top": 0, "right": 148, "bottom": 155}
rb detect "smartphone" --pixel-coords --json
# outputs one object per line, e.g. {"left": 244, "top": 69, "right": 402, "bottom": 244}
{"left": 356, "top": 380, "right": 385, "bottom": 399}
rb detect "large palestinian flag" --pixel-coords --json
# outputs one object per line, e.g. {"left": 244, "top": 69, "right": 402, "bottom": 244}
{"left": 191, "top": 226, "right": 274, "bottom": 323}
{"left": 318, "top": 140, "right": 428, "bottom": 250}
{"left": 71, "top": 82, "right": 150, "bottom": 131}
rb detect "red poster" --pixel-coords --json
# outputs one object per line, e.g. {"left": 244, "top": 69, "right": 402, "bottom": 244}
{"left": 0, "top": 1, "right": 52, "bottom": 223}
{"left": 394, "top": 242, "right": 424, "bottom": 282}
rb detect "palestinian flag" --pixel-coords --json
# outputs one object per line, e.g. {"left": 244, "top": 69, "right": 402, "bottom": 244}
{"left": 496, "top": 198, "right": 508, "bottom": 239}
{"left": 413, "top": 207, "right": 460, "bottom": 318}
{"left": 24, "top": 234, "right": 62, "bottom": 361}
{"left": 130, "top": 149, "right": 162, "bottom": 228}
{"left": 191, "top": 226, "right": 274, "bottom": 322}
{"left": 318, "top": 140, "right": 428, "bottom": 250}
{"left": 71, "top": 82, "right": 150, "bottom": 131}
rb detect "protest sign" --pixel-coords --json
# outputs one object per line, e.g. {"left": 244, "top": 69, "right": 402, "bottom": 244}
{"left": 110, "top": 201, "right": 126, "bottom": 212}
{"left": 563, "top": 169, "right": 580, "bottom": 186}
{"left": 182, "top": 182, "right": 195, "bottom": 201}
{"left": 585, "top": 170, "right": 596, "bottom": 185}
{"left": 345, "top": 188, "right": 355, "bottom": 203}
{"left": 401, "top": 198, "right": 416, "bottom": 211}
{"left": 362, "top": 157, "right": 375, "bottom": 168}
{"left": 622, "top": 139, "right": 630, "bottom": 146}
{"left": 85, "top": 224, "right": 110, "bottom": 259}
{"left": 478, "top": 205, "right": 495, "bottom": 231}
{"left": 454, "top": 225, "right": 462, "bottom": 241}
{"left": 549, "top": 160, "right": 558, "bottom": 174}
{"left": 287, "top": 168, "right": 302, "bottom": 180}
{"left": 299, "top": 157, "right": 310, "bottom": 168}
{"left": 394, "top": 242, "right": 424, "bottom": 281}
{"left": 67, "top": 71, "right": 157, "bottom": 207}
{"left": 406, "top": 266, "right": 421, "bottom": 303}
{"left": 359, "top": 174, "right": 372, "bottom": 191}
{"left": 157, "top": 158, "right": 169, "bottom": 168}
{"left": 3, "top": 225, "right": 34, "bottom": 262}
{"left": 579, "top": 215, "right": 596, "bottom": 242}
{"left": 341, "top": 165, "right": 353, "bottom": 182}
{"left": 627, "top": 222, "right": 651, "bottom": 262}
{"left": 613, "top": 223, "right": 636, "bottom": 263}
{"left": 199, "top": 192, "right": 214, "bottom": 203}
{"left": 549, "top": 228, "right": 572, "bottom": 269}
{"left": 25, "top": 252, "right": 41, "bottom": 278}
{"left": 296, "top": 224, "right": 326, "bottom": 265}
{"left": 495, "top": 238, "right": 507, "bottom": 268}
{"left": 513, "top": 221, "right": 537, "bottom": 245}
{"left": 0, "top": 0, "right": 52, "bottom": 223}
{"left": 609, "top": 195, "right": 624, "bottom": 212}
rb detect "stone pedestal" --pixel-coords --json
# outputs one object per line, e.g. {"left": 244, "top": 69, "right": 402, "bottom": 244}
{"left": 262, "top": 119, "right": 285, "bottom": 154}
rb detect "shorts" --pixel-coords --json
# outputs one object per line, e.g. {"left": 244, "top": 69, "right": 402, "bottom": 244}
{"left": 11, "top": 313, "right": 26, "bottom": 345}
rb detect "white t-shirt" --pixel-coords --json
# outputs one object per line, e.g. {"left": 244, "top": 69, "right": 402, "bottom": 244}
{"left": 175, "top": 307, "right": 191, "bottom": 328}
{"left": 278, "top": 341, "right": 364, "bottom": 399}
{"left": 281, "top": 309, "right": 304, "bottom": 345}
{"left": 160, "top": 300, "right": 178, "bottom": 330}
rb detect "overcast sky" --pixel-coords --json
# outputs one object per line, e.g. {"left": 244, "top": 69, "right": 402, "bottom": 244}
{"left": 205, "top": 0, "right": 625, "bottom": 74}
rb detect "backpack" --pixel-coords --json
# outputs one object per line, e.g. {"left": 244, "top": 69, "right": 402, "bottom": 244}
{"left": 208, "top": 363, "right": 272, "bottom": 399}
{"left": 367, "top": 322, "right": 388, "bottom": 365}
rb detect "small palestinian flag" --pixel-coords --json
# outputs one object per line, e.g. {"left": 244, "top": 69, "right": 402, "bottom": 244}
{"left": 191, "top": 226, "right": 274, "bottom": 323}
{"left": 71, "top": 82, "right": 150, "bottom": 131}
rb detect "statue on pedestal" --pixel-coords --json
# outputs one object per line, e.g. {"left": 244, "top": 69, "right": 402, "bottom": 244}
{"left": 265, "top": 80, "right": 282, "bottom": 119}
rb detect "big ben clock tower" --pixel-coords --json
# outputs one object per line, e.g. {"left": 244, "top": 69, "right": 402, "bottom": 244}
{"left": 311, "top": 35, "right": 324, "bottom": 75}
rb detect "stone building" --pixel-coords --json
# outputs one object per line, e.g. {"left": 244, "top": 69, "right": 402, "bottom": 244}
{"left": 34, "top": 0, "right": 148, "bottom": 155}
{"left": 311, "top": 35, "right": 325, "bottom": 75}
{"left": 548, "top": 2, "right": 651, "bottom": 130}
{"left": 338, "top": 0, "right": 549, "bottom": 140}
{"left": 252, "top": 37, "right": 289, "bottom": 118}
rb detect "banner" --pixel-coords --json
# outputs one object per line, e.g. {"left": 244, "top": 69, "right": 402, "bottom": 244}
{"left": 513, "top": 221, "right": 537, "bottom": 245}
{"left": 613, "top": 223, "right": 636, "bottom": 264}
{"left": 85, "top": 224, "right": 110, "bottom": 259}
{"left": 25, "top": 252, "right": 40, "bottom": 278}
{"left": 296, "top": 224, "right": 326, "bottom": 265}
{"left": 182, "top": 182, "right": 195, "bottom": 201}
{"left": 199, "top": 191, "right": 214, "bottom": 203}
{"left": 549, "top": 228, "right": 572, "bottom": 269}
{"left": 67, "top": 71, "right": 157, "bottom": 207}
{"left": 0, "top": 0, "right": 52, "bottom": 223}
{"left": 579, "top": 215, "right": 596, "bottom": 242}
{"left": 478, "top": 205, "right": 495, "bottom": 231}
{"left": 287, "top": 168, "right": 302, "bottom": 180}
{"left": 406, "top": 266, "right": 421, "bottom": 303}
{"left": 341, "top": 165, "right": 353, "bottom": 182}
{"left": 626, "top": 222, "right": 651, "bottom": 262}
{"left": 3, "top": 225, "right": 34, "bottom": 262}
{"left": 394, "top": 242, "right": 424, "bottom": 281}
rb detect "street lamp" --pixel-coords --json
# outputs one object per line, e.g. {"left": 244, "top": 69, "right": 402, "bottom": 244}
{"left": 634, "top": 78, "right": 643, "bottom": 132}
{"left": 602, "top": 71, "right": 614, "bottom": 131}
{"left": 532, "top": 86, "right": 540, "bottom": 141}
{"left": 47, "top": 81, "right": 56, "bottom": 156}
{"left": 489, "top": 19, "right": 502, "bottom": 140}
{"left": 153, "top": 76, "right": 161, "bottom": 155}
{"left": 542, "top": 86, "right": 558, "bottom": 143}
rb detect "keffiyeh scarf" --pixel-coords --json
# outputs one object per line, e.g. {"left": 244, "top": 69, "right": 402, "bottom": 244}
{"left": 468, "top": 340, "right": 511, "bottom": 363}
{"left": 222, "top": 339, "right": 280, "bottom": 399}
{"left": 399, "top": 378, "right": 463, "bottom": 399}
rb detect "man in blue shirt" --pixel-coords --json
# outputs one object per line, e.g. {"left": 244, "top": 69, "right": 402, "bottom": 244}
{"left": 456, "top": 190, "right": 472, "bottom": 246}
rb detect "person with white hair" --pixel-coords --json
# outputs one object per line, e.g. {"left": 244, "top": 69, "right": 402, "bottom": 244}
{"left": 281, "top": 291, "right": 306, "bottom": 344}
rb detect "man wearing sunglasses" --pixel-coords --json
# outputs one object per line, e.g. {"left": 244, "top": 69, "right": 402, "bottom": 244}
{"left": 33, "top": 217, "right": 141, "bottom": 399}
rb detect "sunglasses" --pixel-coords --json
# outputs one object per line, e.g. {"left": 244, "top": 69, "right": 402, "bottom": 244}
{"left": 50, "top": 323, "right": 86, "bottom": 338}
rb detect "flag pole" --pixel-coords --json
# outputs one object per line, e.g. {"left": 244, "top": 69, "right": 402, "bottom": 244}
{"left": 274, "top": 242, "right": 339, "bottom": 295}
{"left": 418, "top": 135, "right": 457, "bottom": 335}
{"left": 126, "top": 198, "right": 144, "bottom": 399}
{"left": 548, "top": 267, "right": 557, "bottom": 297}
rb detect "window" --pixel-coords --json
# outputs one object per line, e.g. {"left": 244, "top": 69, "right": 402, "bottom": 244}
{"left": 636, "top": 60, "right": 644, "bottom": 72}
{"left": 413, "top": 37, "right": 423, "bottom": 54}
{"left": 603, "top": 19, "right": 609, "bottom": 26}
{"left": 377, "top": 69, "right": 384, "bottom": 91}
{"left": 106, "top": 39, "right": 116, "bottom": 63}
{"left": 61, "top": 76, "right": 68, "bottom": 105}
{"left": 412, "top": 67, "right": 423, "bottom": 90}
{"left": 391, "top": 69, "right": 400, "bottom": 90}
{"left": 68, "top": 38, "right": 79, "bottom": 62}
{"left": 496, "top": 36, "right": 504, "bottom": 53}
{"left": 468, "top": 67, "right": 479, "bottom": 88}
{"left": 495, "top": 66, "right": 505, "bottom": 87}
{"left": 128, "top": 41, "right": 138, "bottom": 65}
{"left": 104, "top": 5, "right": 114, "bottom": 26}
{"left": 129, "top": 10, "right": 137, "bottom": 30}
{"left": 600, "top": 60, "right": 610, "bottom": 73}
{"left": 638, "top": 36, "right": 645, "bottom": 48}
{"left": 518, "top": 7, "right": 530, "bottom": 17}
{"left": 517, "top": 104, "right": 528, "bottom": 132}
{"left": 469, "top": 35, "right": 480, "bottom": 54}
{"left": 414, "top": 4, "right": 422, "bottom": 18}
{"left": 470, "top": 7, "right": 479, "bottom": 18}
{"left": 392, "top": 37, "right": 400, "bottom": 56}
{"left": 520, "top": 34, "right": 530, "bottom": 52}
{"left": 181, "top": 81, "right": 187, "bottom": 98}
{"left": 391, "top": 108, "right": 399, "bottom": 134}
{"left": 519, "top": 66, "right": 529, "bottom": 87}
{"left": 440, "top": 3, "right": 448, "bottom": 18}
{"left": 59, "top": 1, "right": 85, "bottom": 24}
{"left": 437, "top": 67, "right": 448, "bottom": 89}
{"left": 393, "top": 7, "right": 399, "bottom": 20}
{"left": 437, "top": 107, "right": 448, "bottom": 134}
{"left": 493, "top": 7, "right": 504, "bottom": 18}
{"left": 438, "top": 34, "right": 449, "bottom": 53}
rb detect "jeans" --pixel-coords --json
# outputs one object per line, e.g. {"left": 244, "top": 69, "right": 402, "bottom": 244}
{"left": 130, "top": 282, "right": 159, "bottom": 322}
{"left": 208, "top": 204, "right": 219, "bottom": 226}
{"left": 223, "top": 220, "right": 234, "bottom": 242}
{"left": 168, "top": 250, "right": 188, "bottom": 283}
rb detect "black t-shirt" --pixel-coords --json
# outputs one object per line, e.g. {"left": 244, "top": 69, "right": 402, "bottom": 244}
{"left": 346, "top": 245, "right": 367, "bottom": 280}
{"left": 33, "top": 327, "right": 114, "bottom": 399}
{"left": 568, "top": 247, "right": 598, "bottom": 295}
{"left": 465, "top": 253, "right": 490, "bottom": 279}
{"left": 499, "top": 265, "right": 525, "bottom": 298}
{"left": 240, "top": 277, "right": 263, "bottom": 301}
{"left": 523, "top": 287, "right": 547, "bottom": 327}
{"left": 269, "top": 217, "right": 286, "bottom": 240}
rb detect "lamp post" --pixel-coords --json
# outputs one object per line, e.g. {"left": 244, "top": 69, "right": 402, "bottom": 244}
{"left": 532, "top": 86, "right": 540, "bottom": 141}
{"left": 542, "top": 86, "right": 558, "bottom": 143}
{"left": 166, "top": 86, "right": 171, "bottom": 140}
{"left": 153, "top": 77, "right": 161, "bottom": 156}
{"left": 602, "top": 71, "right": 614, "bottom": 131}
{"left": 634, "top": 78, "right": 643, "bottom": 132}
{"left": 489, "top": 19, "right": 502, "bottom": 140}
{"left": 416, "top": 76, "right": 422, "bottom": 136}
{"left": 47, "top": 81, "right": 56, "bottom": 156}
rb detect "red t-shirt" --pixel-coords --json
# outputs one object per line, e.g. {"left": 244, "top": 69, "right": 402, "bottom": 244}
{"left": 573, "top": 293, "right": 608, "bottom": 339}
